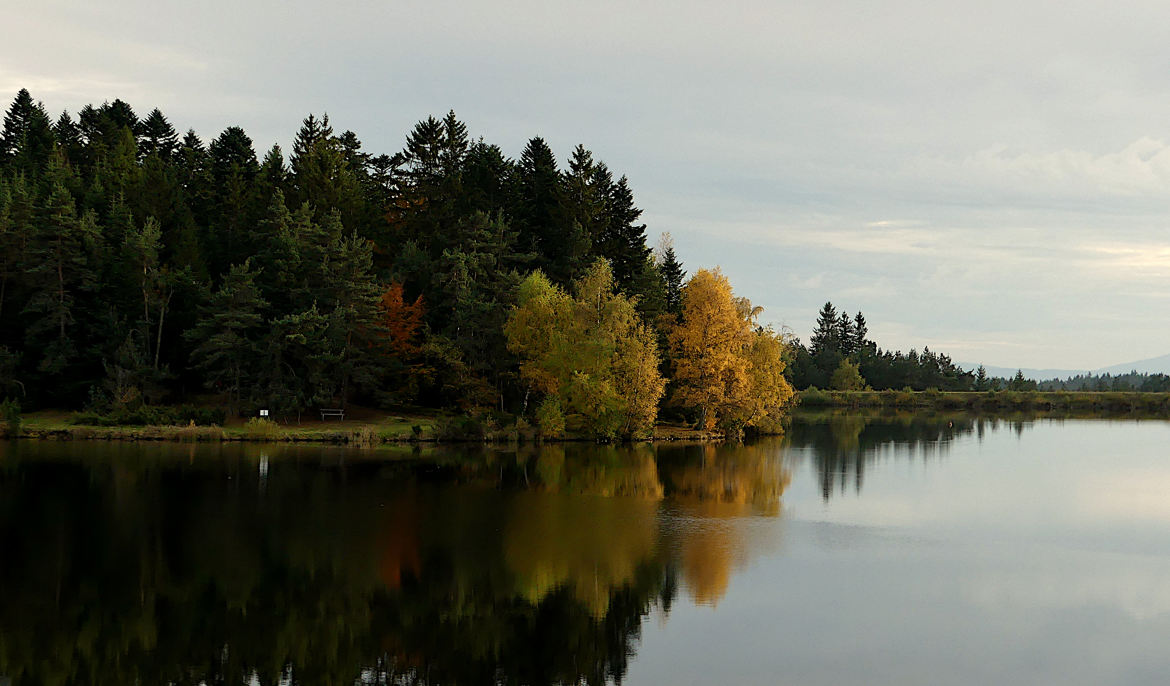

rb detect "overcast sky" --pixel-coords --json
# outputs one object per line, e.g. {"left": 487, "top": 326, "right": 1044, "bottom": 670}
{"left": 6, "top": 0, "right": 1170, "bottom": 369}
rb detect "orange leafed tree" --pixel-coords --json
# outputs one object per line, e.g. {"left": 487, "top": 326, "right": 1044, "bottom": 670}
{"left": 376, "top": 282, "right": 426, "bottom": 358}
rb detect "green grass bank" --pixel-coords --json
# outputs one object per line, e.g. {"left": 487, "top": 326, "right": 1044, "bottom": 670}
{"left": 798, "top": 389, "right": 1170, "bottom": 415}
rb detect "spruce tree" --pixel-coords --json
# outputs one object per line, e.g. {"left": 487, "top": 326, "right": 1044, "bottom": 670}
{"left": 516, "top": 137, "right": 565, "bottom": 278}
{"left": 852, "top": 311, "right": 868, "bottom": 351}
{"left": 207, "top": 126, "right": 258, "bottom": 272}
{"left": 23, "top": 179, "right": 99, "bottom": 379}
{"left": 185, "top": 259, "right": 268, "bottom": 413}
{"left": 657, "top": 236, "right": 686, "bottom": 315}
{"left": 809, "top": 302, "right": 840, "bottom": 357}
{"left": 321, "top": 229, "right": 384, "bottom": 406}
{"left": 0, "top": 89, "right": 55, "bottom": 175}
{"left": 136, "top": 108, "right": 179, "bottom": 160}
{"left": 837, "top": 312, "right": 855, "bottom": 356}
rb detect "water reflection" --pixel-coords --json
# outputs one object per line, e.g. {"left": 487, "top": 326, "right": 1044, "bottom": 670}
{"left": 0, "top": 439, "right": 790, "bottom": 686}
{"left": 786, "top": 411, "right": 1037, "bottom": 500}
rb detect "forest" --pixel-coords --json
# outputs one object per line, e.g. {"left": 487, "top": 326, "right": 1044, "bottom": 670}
{"left": 787, "top": 301, "right": 1041, "bottom": 392}
{"left": 0, "top": 88, "right": 793, "bottom": 438}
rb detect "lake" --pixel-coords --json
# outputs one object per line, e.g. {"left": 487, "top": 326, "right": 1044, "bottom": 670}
{"left": 3, "top": 413, "right": 1170, "bottom": 685}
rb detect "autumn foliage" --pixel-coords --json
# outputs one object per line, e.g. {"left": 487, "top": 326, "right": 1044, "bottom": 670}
{"left": 376, "top": 282, "right": 425, "bottom": 358}
{"left": 505, "top": 260, "right": 666, "bottom": 439}
{"left": 668, "top": 268, "right": 795, "bottom": 432}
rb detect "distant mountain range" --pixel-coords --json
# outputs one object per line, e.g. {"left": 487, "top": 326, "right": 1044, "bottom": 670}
{"left": 958, "top": 353, "right": 1170, "bottom": 381}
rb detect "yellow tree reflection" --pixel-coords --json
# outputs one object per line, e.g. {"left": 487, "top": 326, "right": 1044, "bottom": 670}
{"left": 662, "top": 443, "right": 791, "bottom": 605}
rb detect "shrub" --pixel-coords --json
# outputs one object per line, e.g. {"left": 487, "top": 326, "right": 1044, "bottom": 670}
{"left": 535, "top": 397, "right": 566, "bottom": 439}
{"left": 244, "top": 417, "right": 281, "bottom": 439}
{"left": 434, "top": 414, "right": 487, "bottom": 441}
{"left": 1, "top": 398, "right": 19, "bottom": 438}
{"left": 72, "top": 404, "right": 225, "bottom": 427}
{"left": 799, "top": 387, "right": 830, "bottom": 406}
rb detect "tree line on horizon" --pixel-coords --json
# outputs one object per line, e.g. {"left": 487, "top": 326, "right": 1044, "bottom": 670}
{"left": 786, "top": 301, "right": 1057, "bottom": 392}
{"left": 0, "top": 88, "right": 794, "bottom": 437}
{"left": 785, "top": 301, "right": 1170, "bottom": 393}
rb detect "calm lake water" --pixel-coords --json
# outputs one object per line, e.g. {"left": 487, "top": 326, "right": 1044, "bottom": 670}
{"left": 4, "top": 413, "right": 1170, "bottom": 685}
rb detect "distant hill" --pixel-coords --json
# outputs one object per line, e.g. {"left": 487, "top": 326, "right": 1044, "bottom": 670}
{"left": 959, "top": 353, "right": 1170, "bottom": 381}
{"left": 1095, "top": 353, "right": 1170, "bottom": 376}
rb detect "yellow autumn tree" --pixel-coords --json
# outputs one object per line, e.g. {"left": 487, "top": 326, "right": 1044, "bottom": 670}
{"left": 504, "top": 259, "right": 666, "bottom": 439}
{"left": 669, "top": 268, "right": 795, "bottom": 432}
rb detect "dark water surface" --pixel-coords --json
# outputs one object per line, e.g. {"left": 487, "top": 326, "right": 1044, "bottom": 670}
{"left": 4, "top": 413, "right": 1170, "bottom": 685}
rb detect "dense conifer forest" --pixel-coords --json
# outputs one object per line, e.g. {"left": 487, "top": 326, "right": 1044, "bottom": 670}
{"left": 0, "top": 88, "right": 793, "bottom": 437}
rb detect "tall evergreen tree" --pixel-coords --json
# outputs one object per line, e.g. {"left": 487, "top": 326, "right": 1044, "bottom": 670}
{"left": 23, "top": 178, "right": 99, "bottom": 380}
{"left": 207, "top": 126, "right": 258, "bottom": 271}
{"left": 598, "top": 175, "right": 651, "bottom": 294}
{"left": 185, "top": 259, "right": 268, "bottom": 413}
{"left": 852, "top": 311, "right": 868, "bottom": 351}
{"left": 0, "top": 89, "right": 55, "bottom": 175}
{"left": 657, "top": 234, "right": 686, "bottom": 315}
{"left": 516, "top": 137, "right": 566, "bottom": 278}
{"left": 136, "top": 108, "right": 179, "bottom": 160}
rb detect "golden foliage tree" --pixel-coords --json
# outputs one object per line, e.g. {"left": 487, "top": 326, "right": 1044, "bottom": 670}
{"left": 504, "top": 259, "right": 665, "bottom": 439}
{"left": 669, "top": 268, "right": 795, "bottom": 432}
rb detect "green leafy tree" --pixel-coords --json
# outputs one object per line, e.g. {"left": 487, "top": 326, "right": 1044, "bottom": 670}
{"left": 830, "top": 358, "right": 866, "bottom": 390}
{"left": 505, "top": 260, "right": 665, "bottom": 438}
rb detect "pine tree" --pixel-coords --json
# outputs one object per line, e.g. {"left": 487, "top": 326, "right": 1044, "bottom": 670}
{"left": 837, "top": 312, "right": 855, "bottom": 356}
{"left": 809, "top": 302, "right": 840, "bottom": 358}
{"left": 460, "top": 140, "right": 513, "bottom": 216}
{"left": 598, "top": 175, "right": 651, "bottom": 294}
{"left": 185, "top": 259, "right": 268, "bottom": 413}
{"left": 53, "top": 111, "right": 84, "bottom": 165}
{"left": 516, "top": 137, "right": 566, "bottom": 279}
{"left": 137, "top": 108, "right": 179, "bottom": 160}
{"left": 0, "top": 89, "right": 55, "bottom": 175}
{"left": 23, "top": 178, "right": 99, "bottom": 379}
{"left": 288, "top": 113, "right": 361, "bottom": 224}
{"left": 262, "top": 304, "right": 336, "bottom": 416}
{"left": 657, "top": 233, "right": 686, "bottom": 315}
{"left": 102, "top": 99, "right": 139, "bottom": 133}
{"left": 123, "top": 216, "right": 177, "bottom": 370}
{"left": 321, "top": 229, "right": 384, "bottom": 407}
{"left": 207, "top": 126, "right": 258, "bottom": 271}
{"left": 852, "top": 311, "right": 868, "bottom": 351}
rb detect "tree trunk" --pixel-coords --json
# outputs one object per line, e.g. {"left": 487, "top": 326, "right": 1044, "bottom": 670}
{"left": 154, "top": 288, "right": 172, "bottom": 370}
{"left": 57, "top": 254, "right": 66, "bottom": 341}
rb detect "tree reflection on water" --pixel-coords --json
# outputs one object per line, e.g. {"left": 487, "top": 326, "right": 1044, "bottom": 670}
{"left": 0, "top": 439, "right": 793, "bottom": 685}
{"left": 784, "top": 411, "right": 1034, "bottom": 500}
{"left": 0, "top": 415, "right": 1014, "bottom": 685}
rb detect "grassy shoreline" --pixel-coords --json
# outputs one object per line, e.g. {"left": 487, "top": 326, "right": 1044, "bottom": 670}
{"left": 798, "top": 389, "right": 1170, "bottom": 414}
{"left": 5, "top": 410, "right": 725, "bottom": 444}
{"left": 8, "top": 391, "right": 1170, "bottom": 445}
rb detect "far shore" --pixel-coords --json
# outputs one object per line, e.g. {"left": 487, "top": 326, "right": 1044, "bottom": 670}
{"left": 6, "top": 390, "right": 1170, "bottom": 445}
{"left": 798, "top": 388, "right": 1170, "bottom": 414}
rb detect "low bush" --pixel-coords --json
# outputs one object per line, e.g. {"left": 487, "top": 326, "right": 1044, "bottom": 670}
{"left": 1, "top": 398, "right": 19, "bottom": 437}
{"left": 72, "top": 405, "right": 226, "bottom": 427}
{"left": 434, "top": 414, "right": 489, "bottom": 441}
{"left": 244, "top": 417, "right": 281, "bottom": 439}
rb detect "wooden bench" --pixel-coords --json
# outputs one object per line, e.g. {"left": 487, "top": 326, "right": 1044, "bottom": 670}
{"left": 319, "top": 408, "right": 345, "bottom": 421}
